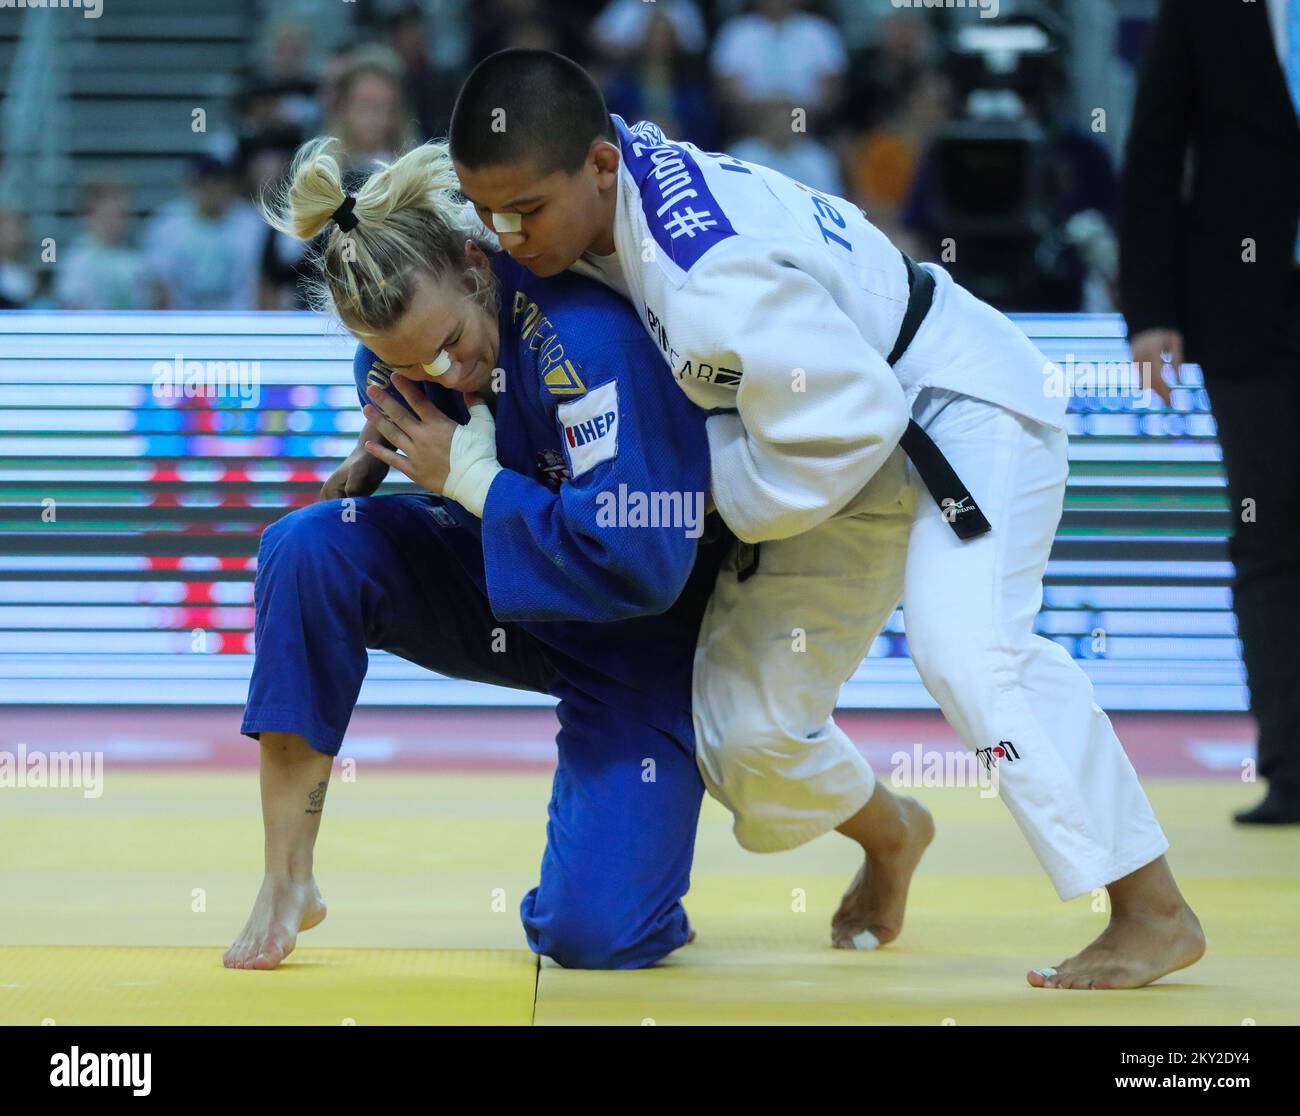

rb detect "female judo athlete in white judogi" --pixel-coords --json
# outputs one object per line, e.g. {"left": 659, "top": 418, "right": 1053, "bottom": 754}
{"left": 446, "top": 49, "right": 1206, "bottom": 990}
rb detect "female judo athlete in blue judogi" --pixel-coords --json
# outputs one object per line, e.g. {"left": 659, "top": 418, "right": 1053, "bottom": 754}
{"left": 225, "top": 137, "right": 725, "bottom": 971}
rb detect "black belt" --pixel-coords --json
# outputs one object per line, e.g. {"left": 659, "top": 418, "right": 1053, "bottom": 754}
{"left": 736, "top": 252, "right": 990, "bottom": 584}
{"left": 891, "top": 252, "right": 991, "bottom": 541}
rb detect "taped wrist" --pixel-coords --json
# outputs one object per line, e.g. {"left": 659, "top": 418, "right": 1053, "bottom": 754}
{"left": 444, "top": 403, "right": 502, "bottom": 517}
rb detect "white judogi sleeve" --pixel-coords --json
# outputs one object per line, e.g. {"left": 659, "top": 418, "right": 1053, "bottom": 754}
{"left": 670, "top": 242, "right": 909, "bottom": 543}
{"left": 574, "top": 116, "right": 1066, "bottom": 547}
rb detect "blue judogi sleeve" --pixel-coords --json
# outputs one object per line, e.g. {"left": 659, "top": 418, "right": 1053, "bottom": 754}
{"left": 348, "top": 290, "right": 710, "bottom": 626}
{"left": 481, "top": 336, "right": 710, "bottom": 625}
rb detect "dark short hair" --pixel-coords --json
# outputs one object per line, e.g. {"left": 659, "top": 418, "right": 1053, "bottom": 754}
{"left": 449, "top": 49, "right": 615, "bottom": 177}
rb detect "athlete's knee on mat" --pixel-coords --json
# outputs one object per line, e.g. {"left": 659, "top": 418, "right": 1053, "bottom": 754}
{"left": 521, "top": 887, "right": 683, "bottom": 970}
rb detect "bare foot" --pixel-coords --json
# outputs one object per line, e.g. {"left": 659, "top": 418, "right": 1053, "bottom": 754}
{"left": 223, "top": 874, "right": 327, "bottom": 970}
{"left": 831, "top": 794, "right": 934, "bottom": 949}
{"left": 1027, "top": 904, "right": 1205, "bottom": 990}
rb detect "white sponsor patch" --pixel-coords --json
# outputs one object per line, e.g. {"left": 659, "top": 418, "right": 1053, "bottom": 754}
{"left": 557, "top": 380, "right": 619, "bottom": 478}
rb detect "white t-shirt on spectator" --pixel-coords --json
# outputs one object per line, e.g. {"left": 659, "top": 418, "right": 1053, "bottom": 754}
{"left": 55, "top": 236, "right": 151, "bottom": 310}
{"left": 593, "top": 0, "right": 707, "bottom": 55}
{"left": 710, "top": 12, "right": 847, "bottom": 105}
{"left": 727, "top": 135, "right": 846, "bottom": 199}
{"left": 0, "top": 261, "right": 36, "bottom": 307}
{"left": 142, "top": 197, "right": 265, "bottom": 310}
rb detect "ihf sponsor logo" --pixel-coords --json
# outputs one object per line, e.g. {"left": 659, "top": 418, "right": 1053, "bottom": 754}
{"left": 152, "top": 353, "right": 261, "bottom": 408}
{"left": 595, "top": 485, "right": 707, "bottom": 539}
{"left": 890, "top": 741, "right": 1019, "bottom": 799}
{"left": 892, "top": 0, "right": 999, "bottom": 18}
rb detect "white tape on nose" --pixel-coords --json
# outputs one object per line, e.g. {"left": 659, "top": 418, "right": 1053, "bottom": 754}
{"left": 422, "top": 351, "right": 452, "bottom": 377}
{"left": 491, "top": 211, "right": 522, "bottom": 234}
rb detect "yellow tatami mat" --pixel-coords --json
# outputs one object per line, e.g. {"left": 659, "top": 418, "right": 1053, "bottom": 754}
{"left": 0, "top": 946, "right": 536, "bottom": 1026}
{"left": 2, "top": 772, "right": 1296, "bottom": 1025}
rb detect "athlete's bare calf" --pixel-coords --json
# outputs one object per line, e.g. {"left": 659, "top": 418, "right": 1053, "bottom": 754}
{"left": 223, "top": 732, "right": 331, "bottom": 970}
{"left": 1028, "top": 856, "right": 1205, "bottom": 990}
{"left": 830, "top": 783, "right": 935, "bottom": 950}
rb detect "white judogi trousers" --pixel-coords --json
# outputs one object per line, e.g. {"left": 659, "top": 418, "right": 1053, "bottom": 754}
{"left": 692, "top": 387, "right": 1170, "bottom": 901}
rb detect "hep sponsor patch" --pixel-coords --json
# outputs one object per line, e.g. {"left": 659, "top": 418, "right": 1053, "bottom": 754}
{"left": 556, "top": 380, "right": 619, "bottom": 477}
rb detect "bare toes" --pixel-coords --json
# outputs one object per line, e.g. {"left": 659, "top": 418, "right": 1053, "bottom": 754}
{"left": 1027, "top": 966, "right": 1059, "bottom": 988}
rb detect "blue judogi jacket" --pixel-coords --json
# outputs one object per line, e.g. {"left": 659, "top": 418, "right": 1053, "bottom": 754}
{"left": 353, "top": 252, "right": 719, "bottom": 739}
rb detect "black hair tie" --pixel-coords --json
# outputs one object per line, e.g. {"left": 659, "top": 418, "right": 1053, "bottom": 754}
{"left": 331, "top": 195, "right": 358, "bottom": 232}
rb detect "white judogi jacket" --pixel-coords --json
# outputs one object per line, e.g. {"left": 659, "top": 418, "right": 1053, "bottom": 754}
{"left": 568, "top": 116, "right": 1067, "bottom": 544}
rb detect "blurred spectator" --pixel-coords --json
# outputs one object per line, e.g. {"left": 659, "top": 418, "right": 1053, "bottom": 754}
{"left": 234, "top": 75, "right": 312, "bottom": 156}
{"left": 141, "top": 156, "right": 265, "bottom": 311}
{"left": 0, "top": 208, "right": 37, "bottom": 309}
{"left": 730, "top": 100, "right": 844, "bottom": 196}
{"left": 602, "top": 9, "right": 715, "bottom": 147}
{"left": 53, "top": 180, "right": 152, "bottom": 311}
{"left": 238, "top": 127, "right": 301, "bottom": 206}
{"left": 711, "top": 0, "right": 847, "bottom": 138}
{"left": 237, "top": 131, "right": 312, "bottom": 311}
{"left": 472, "top": 0, "right": 587, "bottom": 65}
{"left": 315, "top": 44, "right": 355, "bottom": 137}
{"left": 259, "top": 17, "right": 314, "bottom": 85}
{"left": 499, "top": 11, "right": 564, "bottom": 53}
{"left": 386, "top": 4, "right": 460, "bottom": 140}
{"left": 236, "top": 77, "right": 297, "bottom": 139}
{"left": 845, "top": 70, "right": 951, "bottom": 248}
{"left": 591, "top": 0, "right": 707, "bottom": 61}
{"left": 326, "top": 46, "right": 418, "bottom": 177}
{"left": 824, "top": 0, "right": 891, "bottom": 52}
{"left": 251, "top": 18, "right": 321, "bottom": 134}
{"left": 842, "top": 8, "right": 938, "bottom": 134}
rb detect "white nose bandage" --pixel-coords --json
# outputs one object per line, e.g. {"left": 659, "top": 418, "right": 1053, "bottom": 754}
{"left": 490, "top": 211, "right": 522, "bottom": 234}
{"left": 422, "top": 351, "right": 453, "bottom": 377}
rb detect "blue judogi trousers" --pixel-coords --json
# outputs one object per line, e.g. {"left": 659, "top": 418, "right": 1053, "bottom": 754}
{"left": 241, "top": 494, "right": 703, "bottom": 969}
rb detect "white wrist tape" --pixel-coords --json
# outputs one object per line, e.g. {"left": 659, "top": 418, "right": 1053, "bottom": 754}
{"left": 443, "top": 402, "right": 502, "bottom": 517}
